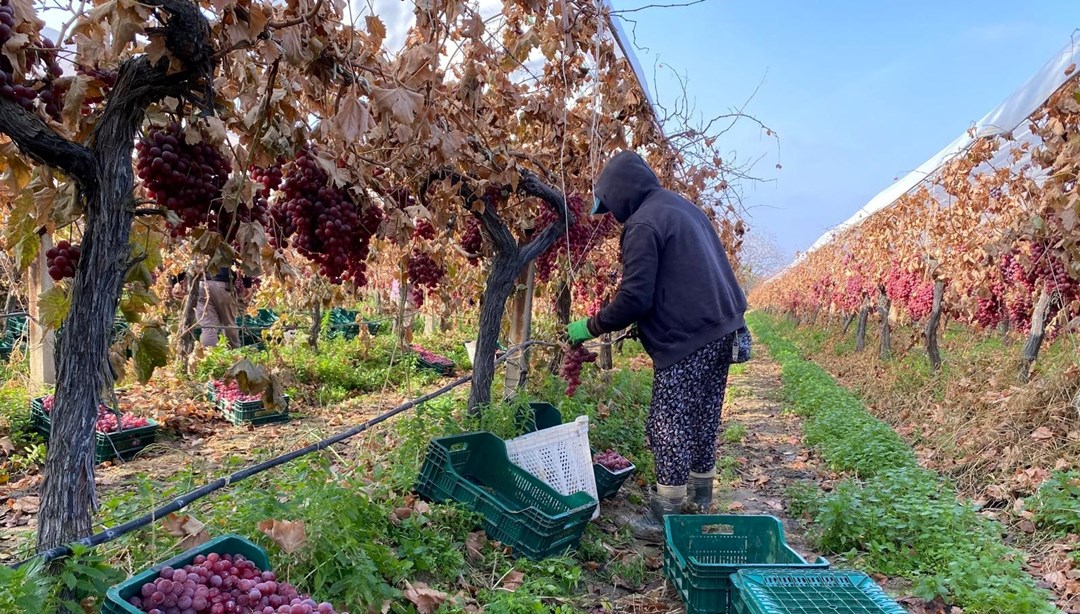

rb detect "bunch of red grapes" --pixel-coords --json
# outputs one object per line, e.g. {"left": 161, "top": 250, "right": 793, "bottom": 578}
{"left": 410, "top": 344, "right": 453, "bottom": 367}
{"left": 884, "top": 268, "right": 917, "bottom": 306}
{"left": 593, "top": 449, "right": 632, "bottom": 472}
{"left": 973, "top": 284, "right": 1005, "bottom": 329}
{"left": 270, "top": 149, "right": 382, "bottom": 285}
{"left": 41, "top": 395, "right": 149, "bottom": 433}
{"left": 128, "top": 552, "right": 345, "bottom": 614}
{"left": 406, "top": 250, "right": 444, "bottom": 307}
{"left": 412, "top": 219, "right": 436, "bottom": 241}
{"left": 459, "top": 218, "right": 483, "bottom": 264}
{"left": 534, "top": 194, "right": 617, "bottom": 284}
{"left": 559, "top": 343, "right": 597, "bottom": 396}
{"left": 211, "top": 380, "right": 261, "bottom": 403}
{"left": 46, "top": 240, "right": 81, "bottom": 280}
{"left": 905, "top": 281, "right": 936, "bottom": 321}
{"left": 136, "top": 123, "right": 233, "bottom": 238}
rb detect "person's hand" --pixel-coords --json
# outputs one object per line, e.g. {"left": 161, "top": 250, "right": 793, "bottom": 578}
{"left": 566, "top": 318, "right": 595, "bottom": 344}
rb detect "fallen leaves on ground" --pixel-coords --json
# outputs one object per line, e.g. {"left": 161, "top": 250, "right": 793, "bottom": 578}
{"left": 402, "top": 580, "right": 448, "bottom": 614}
{"left": 257, "top": 518, "right": 307, "bottom": 553}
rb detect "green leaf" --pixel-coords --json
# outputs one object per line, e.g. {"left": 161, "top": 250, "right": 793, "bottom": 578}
{"left": 132, "top": 325, "right": 169, "bottom": 383}
{"left": 38, "top": 286, "right": 71, "bottom": 330}
{"left": 119, "top": 284, "right": 158, "bottom": 323}
{"left": 13, "top": 232, "right": 39, "bottom": 271}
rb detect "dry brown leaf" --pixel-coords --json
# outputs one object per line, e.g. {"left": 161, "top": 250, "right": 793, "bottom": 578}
{"left": 726, "top": 501, "right": 745, "bottom": 512}
{"left": 465, "top": 531, "right": 487, "bottom": 561}
{"left": 370, "top": 86, "right": 424, "bottom": 125}
{"left": 365, "top": 15, "right": 386, "bottom": 49}
{"left": 0, "top": 436, "right": 14, "bottom": 455}
{"left": 390, "top": 507, "right": 413, "bottom": 526}
{"left": 12, "top": 496, "right": 39, "bottom": 513}
{"left": 500, "top": 570, "right": 524, "bottom": 592}
{"left": 403, "top": 580, "right": 448, "bottom": 614}
{"left": 1032, "top": 426, "right": 1055, "bottom": 441}
{"left": 257, "top": 519, "right": 308, "bottom": 553}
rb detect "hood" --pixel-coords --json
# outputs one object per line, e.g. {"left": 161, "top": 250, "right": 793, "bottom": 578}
{"left": 593, "top": 151, "right": 661, "bottom": 223}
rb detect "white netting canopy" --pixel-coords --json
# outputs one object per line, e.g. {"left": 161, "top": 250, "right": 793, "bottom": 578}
{"left": 795, "top": 37, "right": 1080, "bottom": 263}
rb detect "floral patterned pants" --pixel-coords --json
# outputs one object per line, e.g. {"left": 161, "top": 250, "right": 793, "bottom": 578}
{"left": 647, "top": 333, "right": 735, "bottom": 486}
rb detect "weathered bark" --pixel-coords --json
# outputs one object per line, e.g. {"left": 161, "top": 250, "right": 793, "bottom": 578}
{"left": 598, "top": 333, "right": 613, "bottom": 370}
{"left": 841, "top": 313, "right": 855, "bottom": 335}
{"left": 502, "top": 262, "right": 534, "bottom": 399}
{"left": 451, "top": 170, "right": 570, "bottom": 413}
{"left": 1019, "top": 287, "right": 1053, "bottom": 383}
{"left": 176, "top": 272, "right": 202, "bottom": 366}
{"left": 550, "top": 280, "right": 571, "bottom": 371}
{"left": 308, "top": 304, "right": 321, "bottom": 352}
{"left": 34, "top": 0, "right": 215, "bottom": 552}
{"left": 924, "top": 280, "right": 945, "bottom": 371}
{"left": 855, "top": 302, "right": 870, "bottom": 352}
{"left": 878, "top": 287, "right": 891, "bottom": 360}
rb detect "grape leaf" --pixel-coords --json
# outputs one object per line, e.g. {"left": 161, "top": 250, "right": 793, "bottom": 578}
{"left": 132, "top": 325, "right": 168, "bottom": 383}
{"left": 257, "top": 519, "right": 307, "bottom": 553}
{"left": 38, "top": 286, "right": 71, "bottom": 330}
{"left": 224, "top": 358, "right": 269, "bottom": 394}
{"left": 365, "top": 15, "right": 386, "bottom": 49}
{"left": 402, "top": 581, "right": 448, "bottom": 614}
{"left": 331, "top": 97, "right": 370, "bottom": 144}
{"left": 370, "top": 86, "right": 423, "bottom": 125}
{"left": 13, "top": 232, "right": 39, "bottom": 272}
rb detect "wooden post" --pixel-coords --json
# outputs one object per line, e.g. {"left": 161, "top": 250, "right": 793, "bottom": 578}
{"left": 28, "top": 235, "right": 55, "bottom": 393}
{"left": 503, "top": 262, "right": 535, "bottom": 400}
{"left": 424, "top": 313, "right": 440, "bottom": 335}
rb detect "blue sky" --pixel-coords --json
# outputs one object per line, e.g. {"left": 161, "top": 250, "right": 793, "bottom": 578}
{"left": 614, "top": 1, "right": 1080, "bottom": 263}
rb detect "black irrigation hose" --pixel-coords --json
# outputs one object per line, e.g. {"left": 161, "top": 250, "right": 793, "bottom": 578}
{"left": 11, "top": 338, "right": 567, "bottom": 569}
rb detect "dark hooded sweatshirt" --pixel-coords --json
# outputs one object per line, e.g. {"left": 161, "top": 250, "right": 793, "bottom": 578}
{"left": 586, "top": 151, "right": 747, "bottom": 370}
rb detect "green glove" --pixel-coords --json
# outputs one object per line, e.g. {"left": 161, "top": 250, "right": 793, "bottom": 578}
{"left": 567, "top": 318, "right": 594, "bottom": 344}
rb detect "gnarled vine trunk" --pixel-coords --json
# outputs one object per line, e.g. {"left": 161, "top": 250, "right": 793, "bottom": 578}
{"left": 878, "top": 287, "right": 891, "bottom": 360}
{"left": 924, "top": 280, "right": 945, "bottom": 371}
{"left": 24, "top": 0, "right": 215, "bottom": 552}
{"left": 1019, "top": 287, "right": 1053, "bottom": 383}
{"left": 855, "top": 301, "right": 870, "bottom": 352}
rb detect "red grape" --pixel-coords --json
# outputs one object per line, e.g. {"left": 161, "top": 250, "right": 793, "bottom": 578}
{"left": 45, "top": 240, "right": 81, "bottom": 281}
{"left": 593, "top": 449, "right": 632, "bottom": 472}
{"left": 559, "top": 343, "right": 597, "bottom": 396}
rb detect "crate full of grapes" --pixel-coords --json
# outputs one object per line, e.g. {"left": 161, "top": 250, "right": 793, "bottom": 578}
{"left": 103, "top": 534, "right": 349, "bottom": 614}
{"left": 30, "top": 395, "right": 158, "bottom": 464}
{"left": 207, "top": 380, "right": 290, "bottom": 426}
{"left": 593, "top": 449, "right": 636, "bottom": 500}
{"left": 411, "top": 344, "right": 455, "bottom": 376}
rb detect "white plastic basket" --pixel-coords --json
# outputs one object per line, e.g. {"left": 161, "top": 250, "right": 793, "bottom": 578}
{"left": 504, "top": 415, "right": 600, "bottom": 519}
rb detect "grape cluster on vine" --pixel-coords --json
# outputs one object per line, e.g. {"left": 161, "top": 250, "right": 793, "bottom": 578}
{"left": 534, "top": 194, "right": 616, "bottom": 284}
{"left": 459, "top": 218, "right": 483, "bottom": 263}
{"left": 559, "top": 343, "right": 597, "bottom": 396}
{"left": 269, "top": 148, "right": 382, "bottom": 285}
{"left": 129, "top": 552, "right": 345, "bottom": 614}
{"left": 136, "top": 123, "right": 233, "bottom": 238}
{"left": 46, "top": 240, "right": 81, "bottom": 281}
{"left": 406, "top": 250, "right": 444, "bottom": 307}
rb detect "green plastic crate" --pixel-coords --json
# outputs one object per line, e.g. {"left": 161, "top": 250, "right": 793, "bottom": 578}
{"left": 518, "top": 402, "right": 636, "bottom": 500}
{"left": 731, "top": 570, "right": 907, "bottom": 614}
{"left": 416, "top": 355, "right": 455, "bottom": 376}
{"left": 31, "top": 397, "right": 159, "bottom": 464}
{"left": 414, "top": 431, "right": 597, "bottom": 560}
{"left": 205, "top": 382, "right": 290, "bottom": 426}
{"left": 593, "top": 458, "right": 636, "bottom": 500}
{"left": 102, "top": 534, "right": 270, "bottom": 614}
{"left": 664, "top": 515, "right": 829, "bottom": 614}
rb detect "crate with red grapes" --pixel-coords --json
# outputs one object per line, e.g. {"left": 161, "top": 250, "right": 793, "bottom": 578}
{"left": 102, "top": 534, "right": 349, "bottom": 614}
{"left": 30, "top": 394, "right": 159, "bottom": 464}
{"left": 592, "top": 448, "right": 637, "bottom": 500}
{"left": 410, "top": 344, "right": 455, "bottom": 376}
{"left": 206, "top": 380, "right": 290, "bottom": 426}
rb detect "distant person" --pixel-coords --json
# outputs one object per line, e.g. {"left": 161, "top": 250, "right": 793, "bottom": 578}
{"left": 196, "top": 267, "right": 240, "bottom": 348}
{"left": 566, "top": 151, "right": 748, "bottom": 540}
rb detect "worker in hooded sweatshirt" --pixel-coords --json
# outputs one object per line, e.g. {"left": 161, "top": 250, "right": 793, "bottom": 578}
{"left": 566, "top": 150, "right": 748, "bottom": 540}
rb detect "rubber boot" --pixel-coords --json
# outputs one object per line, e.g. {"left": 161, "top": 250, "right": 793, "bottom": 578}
{"left": 686, "top": 470, "right": 716, "bottom": 513}
{"left": 626, "top": 484, "right": 686, "bottom": 543}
